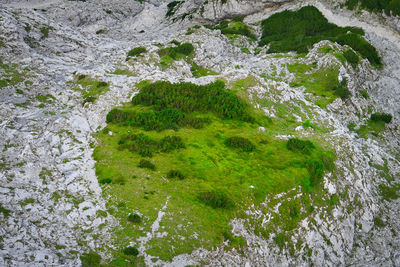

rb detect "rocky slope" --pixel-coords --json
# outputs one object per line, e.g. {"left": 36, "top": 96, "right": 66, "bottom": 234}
{"left": 0, "top": 0, "right": 399, "bottom": 266}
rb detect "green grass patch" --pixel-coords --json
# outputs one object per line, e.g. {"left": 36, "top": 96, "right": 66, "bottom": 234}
{"left": 94, "top": 80, "right": 336, "bottom": 261}
{"left": 0, "top": 62, "right": 25, "bottom": 88}
{"left": 190, "top": 62, "right": 218, "bottom": 78}
{"left": 126, "top": 47, "right": 147, "bottom": 60}
{"left": 288, "top": 64, "right": 350, "bottom": 107}
{"left": 75, "top": 75, "right": 110, "bottom": 104}
{"left": 208, "top": 18, "right": 257, "bottom": 40}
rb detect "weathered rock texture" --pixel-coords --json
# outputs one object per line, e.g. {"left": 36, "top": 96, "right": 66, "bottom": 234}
{"left": 0, "top": 0, "right": 399, "bottom": 266}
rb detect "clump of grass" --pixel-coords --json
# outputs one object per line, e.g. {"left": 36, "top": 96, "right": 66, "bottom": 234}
{"left": 123, "top": 246, "right": 139, "bottom": 256}
{"left": 190, "top": 63, "right": 217, "bottom": 78}
{"left": 379, "top": 184, "right": 400, "bottom": 201}
{"left": 127, "top": 213, "right": 142, "bottom": 223}
{"left": 0, "top": 205, "right": 11, "bottom": 218}
{"left": 40, "top": 27, "right": 49, "bottom": 38}
{"left": 158, "top": 42, "right": 194, "bottom": 61}
{"left": 75, "top": 76, "right": 110, "bottom": 104}
{"left": 126, "top": 47, "right": 147, "bottom": 60}
{"left": 287, "top": 138, "right": 315, "bottom": 154}
{"left": 225, "top": 136, "right": 255, "bottom": 152}
{"left": 96, "top": 29, "right": 105, "bottom": 34}
{"left": 209, "top": 17, "right": 256, "bottom": 40}
{"left": 198, "top": 190, "right": 232, "bottom": 208}
{"left": 370, "top": 112, "right": 392, "bottom": 123}
{"left": 167, "top": 170, "right": 185, "bottom": 180}
{"left": 138, "top": 159, "right": 155, "bottom": 170}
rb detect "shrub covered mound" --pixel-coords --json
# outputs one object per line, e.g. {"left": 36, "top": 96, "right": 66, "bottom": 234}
{"left": 93, "top": 80, "right": 335, "bottom": 262}
{"left": 260, "top": 6, "right": 381, "bottom": 66}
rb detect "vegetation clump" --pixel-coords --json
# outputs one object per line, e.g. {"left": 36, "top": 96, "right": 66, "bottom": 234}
{"left": 158, "top": 42, "right": 194, "bottom": 60}
{"left": 259, "top": 6, "right": 381, "bottom": 66}
{"left": 370, "top": 112, "right": 392, "bottom": 123}
{"left": 166, "top": 1, "right": 183, "bottom": 17}
{"left": 287, "top": 138, "right": 315, "bottom": 154}
{"left": 345, "top": 0, "right": 400, "bottom": 16}
{"left": 138, "top": 159, "right": 155, "bottom": 170}
{"left": 127, "top": 213, "right": 142, "bottom": 223}
{"left": 131, "top": 80, "right": 253, "bottom": 122}
{"left": 75, "top": 75, "right": 110, "bottom": 104}
{"left": 198, "top": 190, "right": 232, "bottom": 208}
{"left": 208, "top": 16, "right": 257, "bottom": 40}
{"left": 122, "top": 246, "right": 139, "bottom": 256}
{"left": 126, "top": 47, "right": 147, "bottom": 60}
{"left": 167, "top": 170, "right": 185, "bottom": 180}
{"left": 119, "top": 133, "right": 185, "bottom": 157}
{"left": 225, "top": 136, "right": 255, "bottom": 152}
{"left": 343, "top": 49, "right": 360, "bottom": 67}
{"left": 80, "top": 251, "right": 101, "bottom": 267}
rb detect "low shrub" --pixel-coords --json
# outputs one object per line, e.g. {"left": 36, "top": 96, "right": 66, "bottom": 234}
{"left": 198, "top": 190, "right": 232, "bottom": 208}
{"left": 138, "top": 159, "right": 155, "bottom": 170}
{"left": 225, "top": 136, "right": 255, "bottom": 152}
{"left": 123, "top": 246, "right": 139, "bottom": 256}
{"left": 99, "top": 178, "right": 112, "bottom": 184}
{"left": 159, "top": 136, "right": 185, "bottom": 152}
{"left": 127, "top": 213, "right": 142, "bottom": 223}
{"left": 370, "top": 112, "right": 392, "bottom": 123}
{"left": 167, "top": 170, "right": 185, "bottom": 180}
{"left": 333, "top": 78, "right": 351, "bottom": 100}
{"left": 287, "top": 138, "right": 315, "bottom": 154}
{"left": 346, "top": 0, "right": 400, "bottom": 17}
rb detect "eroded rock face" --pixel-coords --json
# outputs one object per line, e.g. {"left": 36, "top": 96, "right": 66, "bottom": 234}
{"left": 0, "top": 0, "right": 400, "bottom": 266}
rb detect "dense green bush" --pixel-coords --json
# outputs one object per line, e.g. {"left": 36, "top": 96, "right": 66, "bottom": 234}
{"left": 123, "top": 246, "right": 139, "bottom": 256}
{"left": 198, "top": 190, "right": 232, "bottom": 208}
{"left": 127, "top": 213, "right": 142, "bottom": 223}
{"left": 138, "top": 159, "right": 156, "bottom": 170}
{"left": 287, "top": 138, "right": 315, "bottom": 154}
{"left": 225, "top": 136, "right": 255, "bottom": 152}
{"left": 167, "top": 170, "right": 185, "bottom": 180}
{"left": 131, "top": 80, "right": 253, "bottom": 122}
{"left": 346, "top": 0, "right": 400, "bottom": 16}
{"left": 336, "top": 33, "right": 381, "bottom": 67}
{"left": 370, "top": 112, "right": 392, "bottom": 123}
{"left": 259, "top": 6, "right": 381, "bottom": 66}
